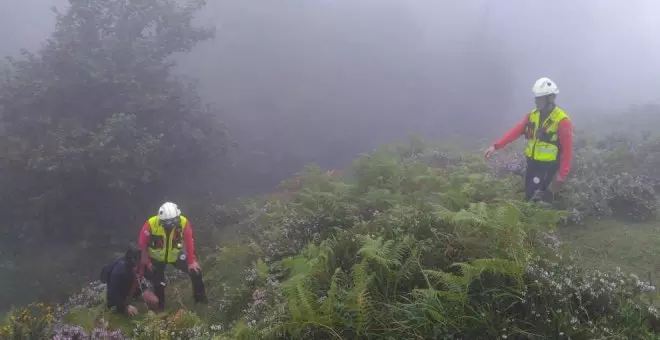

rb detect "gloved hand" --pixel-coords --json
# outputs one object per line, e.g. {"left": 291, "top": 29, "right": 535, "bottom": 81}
{"left": 550, "top": 174, "right": 566, "bottom": 193}
{"left": 188, "top": 261, "right": 202, "bottom": 274}
{"left": 126, "top": 305, "right": 138, "bottom": 316}
{"left": 484, "top": 145, "right": 496, "bottom": 159}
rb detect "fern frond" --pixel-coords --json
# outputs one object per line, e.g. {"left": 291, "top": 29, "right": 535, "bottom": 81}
{"left": 421, "top": 269, "right": 468, "bottom": 296}
{"left": 492, "top": 204, "right": 521, "bottom": 228}
{"left": 451, "top": 209, "right": 488, "bottom": 228}
{"left": 295, "top": 279, "right": 318, "bottom": 319}
{"left": 358, "top": 236, "right": 401, "bottom": 268}
{"left": 467, "top": 258, "right": 525, "bottom": 286}
{"left": 321, "top": 267, "right": 346, "bottom": 317}
{"left": 349, "top": 262, "right": 375, "bottom": 335}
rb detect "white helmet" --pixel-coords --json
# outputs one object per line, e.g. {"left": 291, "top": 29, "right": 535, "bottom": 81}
{"left": 158, "top": 202, "right": 181, "bottom": 221}
{"left": 532, "top": 77, "right": 559, "bottom": 97}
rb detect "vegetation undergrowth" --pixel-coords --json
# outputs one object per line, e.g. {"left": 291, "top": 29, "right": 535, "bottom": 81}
{"left": 559, "top": 219, "right": 660, "bottom": 285}
{"left": 4, "top": 138, "right": 660, "bottom": 339}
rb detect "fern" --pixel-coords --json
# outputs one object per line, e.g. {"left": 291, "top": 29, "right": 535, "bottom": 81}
{"left": 348, "top": 262, "right": 374, "bottom": 336}
{"left": 451, "top": 209, "right": 489, "bottom": 228}
{"left": 193, "top": 138, "right": 660, "bottom": 339}
{"left": 357, "top": 236, "right": 401, "bottom": 268}
{"left": 457, "top": 258, "right": 524, "bottom": 286}
{"left": 321, "top": 267, "right": 346, "bottom": 317}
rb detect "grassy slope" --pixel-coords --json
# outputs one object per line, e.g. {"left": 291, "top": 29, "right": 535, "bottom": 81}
{"left": 18, "top": 139, "right": 660, "bottom": 338}
{"left": 60, "top": 218, "right": 660, "bottom": 335}
{"left": 64, "top": 282, "right": 214, "bottom": 334}
{"left": 559, "top": 219, "right": 660, "bottom": 285}
{"left": 62, "top": 223, "right": 248, "bottom": 334}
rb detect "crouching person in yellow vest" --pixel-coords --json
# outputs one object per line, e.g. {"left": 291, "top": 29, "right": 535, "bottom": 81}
{"left": 138, "top": 202, "right": 208, "bottom": 311}
{"left": 485, "top": 77, "right": 574, "bottom": 203}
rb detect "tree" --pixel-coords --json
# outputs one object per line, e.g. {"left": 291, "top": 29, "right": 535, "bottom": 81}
{"left": 0, "top": 0, "right": 231, "bottom": 245}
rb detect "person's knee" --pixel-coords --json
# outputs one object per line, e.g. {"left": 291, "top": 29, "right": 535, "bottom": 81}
{"left": 141, "top": 290, "right": 160, "bottom": 310}
{"left": 150, "top": 267, "right": 165, "bottom": 280}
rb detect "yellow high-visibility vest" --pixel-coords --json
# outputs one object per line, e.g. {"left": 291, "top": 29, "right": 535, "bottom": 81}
{"left": 146, "top": 215, "right": 188, "bottom": 263}
{"left": 524, "top": 107, "right": 570, "bottom": 162}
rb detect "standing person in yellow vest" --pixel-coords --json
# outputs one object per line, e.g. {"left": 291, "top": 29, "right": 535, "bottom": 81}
{"left": 138, "top": 202, "right": 208, "bottom": 311}
{"left": 484, "top": 77, "right": 574, "bottom": 202}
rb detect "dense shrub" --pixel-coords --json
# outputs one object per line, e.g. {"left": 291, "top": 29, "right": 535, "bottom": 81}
{"left": 489, "top": 127, "right": 660, "bottom": 224}
{"left": 0, "top": 0, "right": 232, "bottom": 247}
{"left": 565, "top": 133, "right": 660, "bottom": 223}
{"left": 1, "top": 303, "right": 55, "bottom": 339}
{"left": 202, "top": 140, "right": 658, "bottom": 339}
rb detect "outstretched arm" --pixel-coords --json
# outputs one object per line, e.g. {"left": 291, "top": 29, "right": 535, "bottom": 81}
{"left": 493, "top": 114, "right": 529, "bottom": 150}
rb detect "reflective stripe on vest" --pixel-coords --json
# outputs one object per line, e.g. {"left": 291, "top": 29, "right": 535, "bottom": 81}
{"left": 147, "top": 215, "right": 188, "bottom": 263}
{"left": 524, "top": 107, "right": 569, "bottom": 162}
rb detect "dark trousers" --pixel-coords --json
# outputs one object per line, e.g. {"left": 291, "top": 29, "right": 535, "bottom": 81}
{"left": 144, "top": 257, "right": 207, "bottom": 310}
{"left": 524, "top": 158, "right": 559, "bottom": 201}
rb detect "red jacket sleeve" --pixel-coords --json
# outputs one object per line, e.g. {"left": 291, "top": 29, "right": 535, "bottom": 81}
{"left": 138, "top": 221, "right": 152, "bottom": 269}
{"left": 183, "top": 220, "right": 197, "bottom": 265}
{"left": 493, "top": 114, "right": 529, "bottom": 150}
{"left": 557, "top": 118, "right": 573, "bottom": 179}
{"left": 138, "top": 221, "right": 151, "bottom": 251}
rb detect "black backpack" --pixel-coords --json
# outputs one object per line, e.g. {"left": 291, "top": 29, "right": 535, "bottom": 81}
{"left": 101, "top": 247, "right": 140, "bottom": 284}
{"left": 100, "top": 259, "right": 122, "bottom": 284}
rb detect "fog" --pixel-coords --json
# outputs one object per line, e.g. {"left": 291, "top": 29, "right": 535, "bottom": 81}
{"left": 4, "top": 1, "right": 659, "bottom": 143}
{"left": 197, "top": 0, "right": 660, "bottom": 116}
{"left": 1, "top": 1, "right": 659, "bottom": 216}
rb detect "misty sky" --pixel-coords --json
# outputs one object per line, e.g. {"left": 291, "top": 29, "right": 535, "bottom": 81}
{"left": 2, "top": 0, "right": 659, "bottom": 128}
{"left": 404, "top": 0, "right": 660, "bottom": 114}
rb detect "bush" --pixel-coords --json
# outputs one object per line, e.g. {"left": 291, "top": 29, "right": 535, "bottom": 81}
{"left": 490, "top": 129, "right": 660, "bottom": 224}
{"left": 1, "top": 303, "right": 55, "bottom": 339}
{"left": 199, "top": 139, "right": 659, "bottom": 339}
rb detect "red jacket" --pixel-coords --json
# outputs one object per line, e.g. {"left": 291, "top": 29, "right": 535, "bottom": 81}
{"left": 493, "top": 112, "right": 573, "bottom": 180}
{"left": 138, "top": 218, "right": 197, "bottom": 266}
